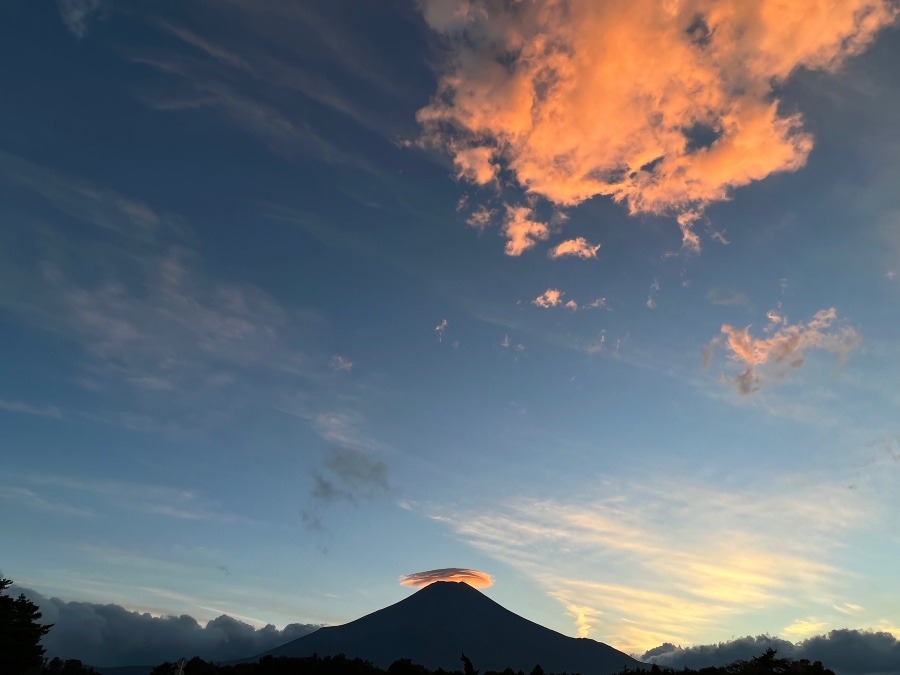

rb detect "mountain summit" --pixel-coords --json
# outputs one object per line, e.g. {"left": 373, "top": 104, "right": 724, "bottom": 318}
{"left": 263, "top": 581, "right": 643, "bottom": 675}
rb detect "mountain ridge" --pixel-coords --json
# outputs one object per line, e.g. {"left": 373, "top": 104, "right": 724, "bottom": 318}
{"left": 261, "top": 581, "right": 643, "bottom": 675}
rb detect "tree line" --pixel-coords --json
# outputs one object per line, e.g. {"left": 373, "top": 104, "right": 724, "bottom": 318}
{"left": 149, "top": 649, "right": 835, "bottom": 675}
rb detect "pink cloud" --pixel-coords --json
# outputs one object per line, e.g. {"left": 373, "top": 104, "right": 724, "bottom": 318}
{"left": 466, "top": 204, "right": 493, "bottom": 232}
{"left": 502, "top": 204, "right": 549, "bottom": 256}
{"left": 533, "top": 288, "right": 564, "bottom": 308}
{"left": 549, "top": 237, "right": 602, "bottom": 260}
{"left": 417, "top": 0, "right": 897, "bottom": 250}
{"left": 399, "top": 567, "right": 494, "bottom": 589}
{"left": 452, "top": 145, "right": 498, "bottom": 184}
{"left": 709, "top": 308, "right": 862, "bottom": 394}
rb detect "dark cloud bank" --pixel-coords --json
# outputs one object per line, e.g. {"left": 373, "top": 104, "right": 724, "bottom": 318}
{"left": 16, "top": 583, "right": 900, "bottom": 675}
{"left": 643, "top": 631, "right": 900, "bottom": 675}
{"left": 14, "top": 586, "right": 319, "bottom": 667}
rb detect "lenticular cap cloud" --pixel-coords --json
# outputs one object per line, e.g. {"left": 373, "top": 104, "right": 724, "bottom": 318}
{"left": 399, "top": 568, "right": 494, "bottom": 588}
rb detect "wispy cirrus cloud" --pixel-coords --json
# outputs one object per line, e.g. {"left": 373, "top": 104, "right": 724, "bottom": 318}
{"left": 706, "top": 307, "right": 862, "bottom": 394}
{"left": 431, "top": 474, "right": 867, "bottom": 653}
{"left": 56, "top": 0, "right": 104, "bottom": 39}
{"left": 0, "top": 399, "right": 62, "bottom": 419}
{"left": 16, "top": 473, "right": 240, "bottom": 523}
{"left": 0, "top": 486, "right": 93, "bottom": 518}
{"left": 0, "top": 150, "right": 160, "bottom": 241}
{"left": 417, "top": 0, "right": 898, "bottom": 251}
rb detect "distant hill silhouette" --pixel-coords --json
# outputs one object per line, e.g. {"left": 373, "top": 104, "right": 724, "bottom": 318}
{"left": 261, "top": 581, "right": 642, "bottom": 675}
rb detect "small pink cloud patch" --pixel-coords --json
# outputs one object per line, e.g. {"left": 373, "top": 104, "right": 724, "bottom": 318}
{"left": 399, "top": 567, "right": 494, "bottom": 589}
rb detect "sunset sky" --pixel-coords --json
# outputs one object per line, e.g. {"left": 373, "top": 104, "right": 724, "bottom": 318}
{"left": 2, "top": 0, "right": 900, "bottom": 663}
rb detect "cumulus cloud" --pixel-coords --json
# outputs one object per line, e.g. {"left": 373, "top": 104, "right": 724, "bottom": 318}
{"left": 417, "top": 0, "right": 898, "bottom": 250}
{"left": 643, "top": 629, "right": 900, "bottom": 675}
{"left": 502, "top": 204, "right": 550, "bottom": 256}
{"left": 548, "top": 237, "right": 602, "bottom": 260}
{"left": 533, "top": 288, "right": 564, "bottom": 308}
{"left": 399, "top": 568, "right": 494, "bottom": 589}
{"left": 12, "top": 585, "right": 319, "bottom": 667}
{"left": 707, "top": 308, "right": 861, "bottom": 394}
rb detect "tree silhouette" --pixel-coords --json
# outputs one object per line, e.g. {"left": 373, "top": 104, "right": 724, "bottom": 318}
{"left": 460, "top": 653, "right": 478, "bottom": 675}
{"left": 0, "top": 576, "right": 53, "bottom": 675}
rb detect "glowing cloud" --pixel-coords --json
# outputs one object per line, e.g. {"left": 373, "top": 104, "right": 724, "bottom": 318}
{"left": 466, "top": 204, "right": 493, "bottom": 232}
{"left": 399, "top": 567, "right": 494, "bottom": 589}
{"left": 549, "top": 237, "right": 602, "bottom": 260}
{"left": 708, "top": 308, "right": 861, "bottom": 393}
{"left": 503, "top": 204, "right": 549, "bottom": 256}
{"left": 533, "top": 288, "right": 564, "bottom": 308}
{"left": 418, "top": 0, "right": 898, "bottom": 249}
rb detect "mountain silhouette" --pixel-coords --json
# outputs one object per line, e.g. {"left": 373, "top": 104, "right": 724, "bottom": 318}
{"left": 262, "top": 581, "right": 643, "bottom": 675}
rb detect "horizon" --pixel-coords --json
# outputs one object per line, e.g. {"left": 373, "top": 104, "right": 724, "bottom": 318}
{"left": 2, "top": 1, "right": 900, "bottom": 673}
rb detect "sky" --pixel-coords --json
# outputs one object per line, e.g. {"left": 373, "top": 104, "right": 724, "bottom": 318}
{"left": 2, "top": 0, "right": 900, "bottom": 669}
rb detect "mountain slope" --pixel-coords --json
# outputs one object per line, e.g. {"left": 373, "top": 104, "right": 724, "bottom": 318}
{"left": 263, "top": 582, "right": 642, "bottom": 675}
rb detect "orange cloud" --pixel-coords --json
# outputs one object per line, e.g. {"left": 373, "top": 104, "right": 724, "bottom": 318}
{"left": 418, "top": 0, "right": 897, "bottom": 250}
{"left": 549, "top": 237, "right": 602, "bottom": 260}
{"left": 466, "top": 204, "right": 493, "bottom": 232}
{"left": 710, "top": 307, "right": 861, "bottom": 393}
{"left": 502, "top": 204, "right": 549, "bottom": 256}
{"left": 399, "top": 567, "right": 494, "bottom": 589}
{"left": 533, "top": 288, "right": 563, "bottom": 308}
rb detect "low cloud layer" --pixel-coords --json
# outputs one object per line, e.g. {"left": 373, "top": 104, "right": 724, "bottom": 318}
{"left": 399, "top": 568, "right": 494, "bottom": 589}
{"left": 418, "top": 0, "right": 898, "bottom": 251}
{"left": 12, "top": 586, "right": 319, "bottom": 667}
{"left": 706, "top": 308, "right": 861, "bottom": 393}
{"left": 643, "top": 629, "right": 900, "bottom": 675}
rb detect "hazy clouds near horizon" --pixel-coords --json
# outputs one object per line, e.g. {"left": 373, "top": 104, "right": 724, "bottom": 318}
{"left": 643, "top": 631, "right": 900, "bottom": 675}
{"left": 14, "top": 586, "right": 320, "bottom": 667}
{"left": 16, "top": 582, "right": 900, "bottom": 674}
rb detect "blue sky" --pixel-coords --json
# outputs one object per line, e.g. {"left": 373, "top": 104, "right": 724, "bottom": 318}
{"left": 2, "top": 0, "right": 900, "bottom": 663}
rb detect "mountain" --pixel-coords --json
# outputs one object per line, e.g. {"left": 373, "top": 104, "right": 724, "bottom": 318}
{"left": 261, "top": 581, "right": 643, "bottom": 675}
